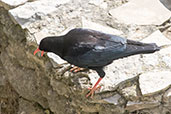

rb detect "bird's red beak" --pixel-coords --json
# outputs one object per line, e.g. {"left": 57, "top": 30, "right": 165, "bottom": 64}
{"left": 34, "top": 48, "right": 44, "bottom": 56}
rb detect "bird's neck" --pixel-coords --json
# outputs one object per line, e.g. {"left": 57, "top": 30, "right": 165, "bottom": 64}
{"left": 49, "top": 36, "right": 64, "bottom": 57}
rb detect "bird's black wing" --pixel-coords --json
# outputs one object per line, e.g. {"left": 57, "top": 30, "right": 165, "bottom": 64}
{"left": 63, "top": 28, "right": 127, "bottom": 68}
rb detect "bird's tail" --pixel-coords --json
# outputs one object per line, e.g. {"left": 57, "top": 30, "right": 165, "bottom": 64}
{"left": 123, "top": 40, "right": 160, "bottom": 57}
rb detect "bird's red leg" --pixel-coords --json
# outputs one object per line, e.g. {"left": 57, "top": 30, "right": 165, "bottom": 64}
{"left": 86, "top": 77, "right": 103, "bottom": 98}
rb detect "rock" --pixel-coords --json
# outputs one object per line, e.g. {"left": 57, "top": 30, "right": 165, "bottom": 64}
{"left": 1, "top": 0, "right": 171, "bottom": 114}
{"left": 50, "top": 79, "right": 70, "bottom": 96}
{"left": 139, "top": 71, "right": 171, "bottom": 95}
{"left": 9, "top": 0, "right": 71, "bottom": 28}
{"left": 109, "top": 0, "right": 171, "bottom": 25}
{"left": 126, "top": 25, "right": 155, "bottom": 40}
{"left": 78, "top": 76, "right": 91, "bottom": 89}
{"left": 47, "top": 52, "right": 67, "bottom": 65}
{"left": 34, "top": 28, "right": 51, "bottom": 44}
{"left": 82, "top": 18, "right": 123, "bottom": 36}
{"left": 0, "top": 0, "right": 28, "bottom": 10}
{"left": 0, "top": 75, "right": 6, "bottom": 86}
{"left": 99, "top": 2, "right": 108, "bottom": 9}
{"left": 121, "top": 85, "right": 137, "bottom": 99}
{"left": 159, "top": 46, "right": 171, "bottom": 55}
{"left": 141, "top": 30, "right": 171, "bottom": 46}
{"left": 88, "top": 55, "right": 142, "bottom": 91}
{"left": 141, "top": 30, "right": 171, "bottom": 69}
{"left": 126, "top": 101, "right": 160, "bottom": 112}
{"left": 18, "top": 98, "right": 44, "bottom": 114}
{"left": 89, "top": 0, "right": 104, "bottom": 6}
{"left": 163, "top": 88, "right": 171, "bottom": 112}
{"left": 103, "top": 94, "right": 122, "bottom": 105}
{"left": 163, "top": 88, "right": 171, "bottom": 103}
{"left": 160, "top": 0, "right": 171, "bottom": 11}
{"left": 0, "top": 62, "right": 6, "bottom": 86}
{"left": 162, "top": 56, "right": 171, "bottom": 68}
{"left": 89, "top": 0, "right": 108, "bottom": 9}
{"left": 141, "top": 53, "right": 159, "bottom": 68}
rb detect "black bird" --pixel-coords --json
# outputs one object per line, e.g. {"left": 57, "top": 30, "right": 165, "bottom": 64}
{"left": 34, "top": 28, "right": 160, "bottom": 97}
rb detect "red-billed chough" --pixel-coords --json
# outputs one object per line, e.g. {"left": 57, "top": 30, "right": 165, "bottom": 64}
{"left": 34, "top": 28, "right": 160, "bottom": 98}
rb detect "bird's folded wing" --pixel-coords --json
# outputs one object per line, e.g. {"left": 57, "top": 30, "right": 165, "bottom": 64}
{"left": 63, "top": 33, "right": 127, "bottom": 67}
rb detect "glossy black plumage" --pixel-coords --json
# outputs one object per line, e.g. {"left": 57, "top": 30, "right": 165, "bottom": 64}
{"left": 39, "top": 28, "right": 160, "bottom": 77}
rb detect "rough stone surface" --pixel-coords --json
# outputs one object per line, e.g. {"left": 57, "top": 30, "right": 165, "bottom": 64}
{"left": 126, "top": 101, "right": 160, "bottom": 112}
{"left": 18, "top": 98, "right": 44, "bottom": 114}
{"left": 88, "top": 0, "right": 108, "bottom": 9}
{"left": 109, "top": 0, "right": 171, "bottom": 25}
{"left": 0, "top": 0, "right": 171, "bottom": 114}
{"left": 88, "top": 55, "right": 142, "bottom": 91}
{"left": 8, "top": 0, "right": 71, "bottom": 28}
{"left": 160, "top": 0, "right": 171, "bottom": 11}
{"left": 82, "top": 18, "right": 123, "bottom": 35}
{"left": 142, "top": 30, "right": 171, "bottom": 46}
{"left": 0, "top": 0, "right": 28, "bottom": 10}
{"left": 0, "top": 0, "right": 27, "bottom": 6}
{"left": 139, "top": 71, "right": 171, "bottom": 95}
{"left": 104, "top": 94, "right": 121, "bottom": 105}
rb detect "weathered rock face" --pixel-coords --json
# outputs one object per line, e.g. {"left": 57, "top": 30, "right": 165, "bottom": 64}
{"left": 0, "top": 5, "right": 124, "bottom": 114}
{"left": 0, "top": 0, "right": 171, "bottom": 114}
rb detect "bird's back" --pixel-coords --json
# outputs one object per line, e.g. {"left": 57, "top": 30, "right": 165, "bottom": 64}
{"left": 62, "top": 28, "right": 127, "bottom": 67}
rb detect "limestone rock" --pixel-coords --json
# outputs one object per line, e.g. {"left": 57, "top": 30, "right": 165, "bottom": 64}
{"left": 89, "top": 0, "right": 108, "bottom": 9}
{"left": 9, "top": 0, "right": 71, "bottom": 28}
{"left": 18, "top": 98, "right": 44, "bottom": 114}
{"left": 141, "top": 53, "right": 159, "bottom": 68}
{"left": 88, "top": 55, "right": 142, "bottom": 91}
{"left": 34, "top": 29, "right": 51, "bottom": 44}
{"left": 89, "top": 0, "right": 104, "bottom": 6}
{"left": 103, "top": 94, "right": 121, "bottom": 105}
{"left": 141, "top": 30, "right": 171, "bottom": 69}
{"left": 0, "top": 75, "right": 6, "bottom": 86}
{"left": 0, "top": 62, "right": 6, "bottom": 86}
{"left": 163, "top": 88, "right": 171, "bottom": 112}
{"left": 121, "top": 85, "right": 137, "bottom": 99}
{"left": 82, "top": 18, "right": 123, "bottom": 36}
{"left": 139, "top": 71, "right": 171, "bottom": 95}
{"left": 126, "top": 101, "right": 160, "bottom": 112}
{"left": 1, "top": 0, "right": 171, "bottom": 113}
{"left": 161, "top": 53, "right": 171, "bottom": 68}
{"left": 159, "top": 46, "right": 171, "bottom": 68}
{"left": 109, "top": 0, "right": 171, "bottom": 25}
{"left": 160, "top": 0, "right": 171, "bottom": 11}
{"left": 163, "top": 88, "right": 171, "bottom": 102}
{"left": 0, "top": 0, "right": 28, "bottom": 10}
{"left": 47, "top": 52, "right": 67, "bottom": 65}
{"left": 141, "top": 30, "right": 171, "bottom": 46}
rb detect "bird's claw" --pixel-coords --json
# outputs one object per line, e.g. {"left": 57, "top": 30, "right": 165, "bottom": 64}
{"left": 86, "top": 85, "right": 101, "bottom": 98}
{"left": 88, "top": 85, "right": 101, "bottom": 90}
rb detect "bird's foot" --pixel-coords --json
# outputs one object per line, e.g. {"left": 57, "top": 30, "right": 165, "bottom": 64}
{"left": 86, "top": 85, "right": 101, "bottom": 98}
{"left": 70, "top": 66, "right": 84, "bottom": 73}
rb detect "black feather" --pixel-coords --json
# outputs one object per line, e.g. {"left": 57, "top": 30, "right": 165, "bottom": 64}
{"left": 39, "top": 28, "right": 160, "bottom": 77}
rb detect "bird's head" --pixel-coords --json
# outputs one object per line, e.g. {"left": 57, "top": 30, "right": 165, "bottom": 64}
{"left": 33, "top": 37, "right": 52, "bottom": 56}
{"left": 34, "top": 36, "right": 64, "bottom": 57}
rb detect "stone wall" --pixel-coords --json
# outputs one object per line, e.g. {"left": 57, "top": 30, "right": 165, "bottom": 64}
{"left": 0, "top": 0, "right": 171, "bottom": 114}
